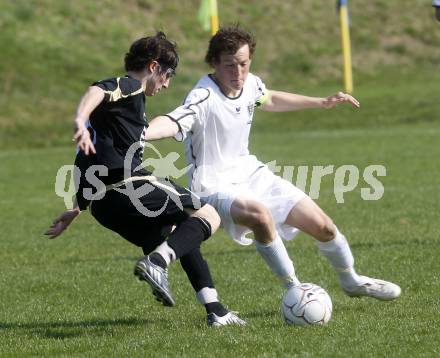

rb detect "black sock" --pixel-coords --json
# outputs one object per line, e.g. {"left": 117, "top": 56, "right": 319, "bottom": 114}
{"left": 167, "top": 217, "right": 212, "bottom": 259}
{"left": 180, "top": 248, "right": 214, "bottom": 292}
{"left": 149, "top": 253, "right": 167, "bottom": 269}
{"left": 205, "top": 302, "right": 228, "bottom": 317}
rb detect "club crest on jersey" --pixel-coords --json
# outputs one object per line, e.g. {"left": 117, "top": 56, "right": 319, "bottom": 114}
{"left": 248, "top": 102, "right": 255, "bottom": 116}
{"left": 235, "top": 107, "right": 241, "bottom": 113}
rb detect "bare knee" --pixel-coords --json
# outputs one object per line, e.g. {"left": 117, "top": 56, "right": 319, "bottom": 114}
{"left": 189, "top": 204, "right": 221, "bottom": 234}
{"left": 248, "top": 208, "right": 273, "bottom": 233}
{"left": 314, "top": 216, "right": 336, "bottom": 242}
{"left": 286, "top": 196, "right": 336, "bottom": 242}
{"left": 231, "top": 200, "right": 275, "bottom": 244}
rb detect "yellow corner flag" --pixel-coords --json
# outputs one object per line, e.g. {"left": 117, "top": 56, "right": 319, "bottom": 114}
{"left": 198, "top": 0, "right": 219, "bottom": 35}
{"left": 338, "top": 0, "right": 353, "bottom": 93}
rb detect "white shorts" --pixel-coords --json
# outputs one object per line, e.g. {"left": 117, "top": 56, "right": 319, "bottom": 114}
{"left": 201, "top": 166, "right": 307, "bottom": 245}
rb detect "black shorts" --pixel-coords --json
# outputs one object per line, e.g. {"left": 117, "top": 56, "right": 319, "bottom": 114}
{"left": 90, "top": 177, "right": 201, "bottom": 252}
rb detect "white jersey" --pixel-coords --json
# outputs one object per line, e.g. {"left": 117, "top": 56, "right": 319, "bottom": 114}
{"left": 434, "top": 0, "right": 440, "bottom": 7}
{"left": 167, "top": 73, "right": 307, "bottom": 245}
{"left": 167, "top": 73, "right": 268, "bottom": 194}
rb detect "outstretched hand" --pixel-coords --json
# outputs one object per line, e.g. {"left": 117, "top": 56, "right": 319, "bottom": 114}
{"left": 44, "top": 208, "right": 80, "bottom": 239}
{"left": 322, "top": 92, "right": 360, "bottom": 109}
{"left": 74, "top": 126, "right": 96, "bottom": 155}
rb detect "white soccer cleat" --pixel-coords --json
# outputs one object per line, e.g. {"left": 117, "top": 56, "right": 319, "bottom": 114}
{"left": 207, "top": 312, "right": 247, "bottom": 327}
{"left": 342, "top": 276, "right": 401, "bottom": 301}
{"left": 134, "top": 256, "right": 175, "bottom": 307}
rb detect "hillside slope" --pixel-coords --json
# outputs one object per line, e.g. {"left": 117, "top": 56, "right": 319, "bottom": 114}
{"left": 0, "top": 0, "right": 439, "bottom": 148}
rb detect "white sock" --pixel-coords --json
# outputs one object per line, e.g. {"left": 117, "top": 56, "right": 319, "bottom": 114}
{"left": 196, "top": 287, "right": 219, "bottom": 304}
{"left": 316, "top": 229, "right": 361, "bottom": 288}
{"left": 255, "top": 235, "right": 301, "bottom": 288}
{"left": 152, "top": 241, "right": 176, "bottom": 266}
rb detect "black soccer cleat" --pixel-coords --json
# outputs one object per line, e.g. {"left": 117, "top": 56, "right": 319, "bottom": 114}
{"left": 134, "top": 256, "right": 175, "bottom": 307}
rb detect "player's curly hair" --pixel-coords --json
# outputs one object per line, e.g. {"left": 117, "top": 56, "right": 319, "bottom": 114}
{"left": 205, "top": 25, "right": 256, "bottom": 67}
{"left": 124, "top": 32, "right": 179, "bottom": 73}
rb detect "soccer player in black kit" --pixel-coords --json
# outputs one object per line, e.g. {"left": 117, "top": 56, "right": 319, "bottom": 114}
{"left": 45, "top": 32, "right": 245, "bottom": 326}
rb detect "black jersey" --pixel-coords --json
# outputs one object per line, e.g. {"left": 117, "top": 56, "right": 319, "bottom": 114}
{"left": 75, "top": 75, "right": 149, "bottom": 210}
{"left": 90, "top": 76, "right": 148, "bottom": 174}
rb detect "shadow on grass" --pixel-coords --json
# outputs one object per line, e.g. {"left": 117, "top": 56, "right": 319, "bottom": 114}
{"left": 0, "top": 317, "right": 153, "bottom": 339}
{"left": 61, "top": 256, "right": 138, "bottom": 264}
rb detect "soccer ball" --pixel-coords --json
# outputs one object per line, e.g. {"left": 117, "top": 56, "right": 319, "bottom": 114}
{"left": 282, "top": 283, "right": 332, "bottom": 326}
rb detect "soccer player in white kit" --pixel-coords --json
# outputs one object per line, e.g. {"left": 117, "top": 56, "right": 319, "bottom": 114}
{"left": 146, "top": 26, "right": 401, "bottom": 301}
{"left": 433, "top": 0, "right": 440, "bottom": 21}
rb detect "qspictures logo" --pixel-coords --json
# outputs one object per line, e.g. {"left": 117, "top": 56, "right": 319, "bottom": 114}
{"left": 54, "top": 142, "right": 386, "bottom": 216}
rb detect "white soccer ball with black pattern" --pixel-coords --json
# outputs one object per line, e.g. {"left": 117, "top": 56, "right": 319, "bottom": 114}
{"left": 282, "top": 283, "right": 332, "bottom": 326}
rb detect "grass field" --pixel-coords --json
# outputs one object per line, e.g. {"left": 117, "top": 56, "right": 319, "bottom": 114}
{"left": 1, "top": 120, "right": 439, "bottom": 356}
{"left": 1, "top": 1, "right": 440, "bottom": 355}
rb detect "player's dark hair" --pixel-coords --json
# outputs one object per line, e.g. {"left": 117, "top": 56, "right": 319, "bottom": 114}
{"left": 124, "top": 32, "right": 179, "bottom": 73}
{"left": 205, "top": 25, "right": 256, "bottom": 67}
